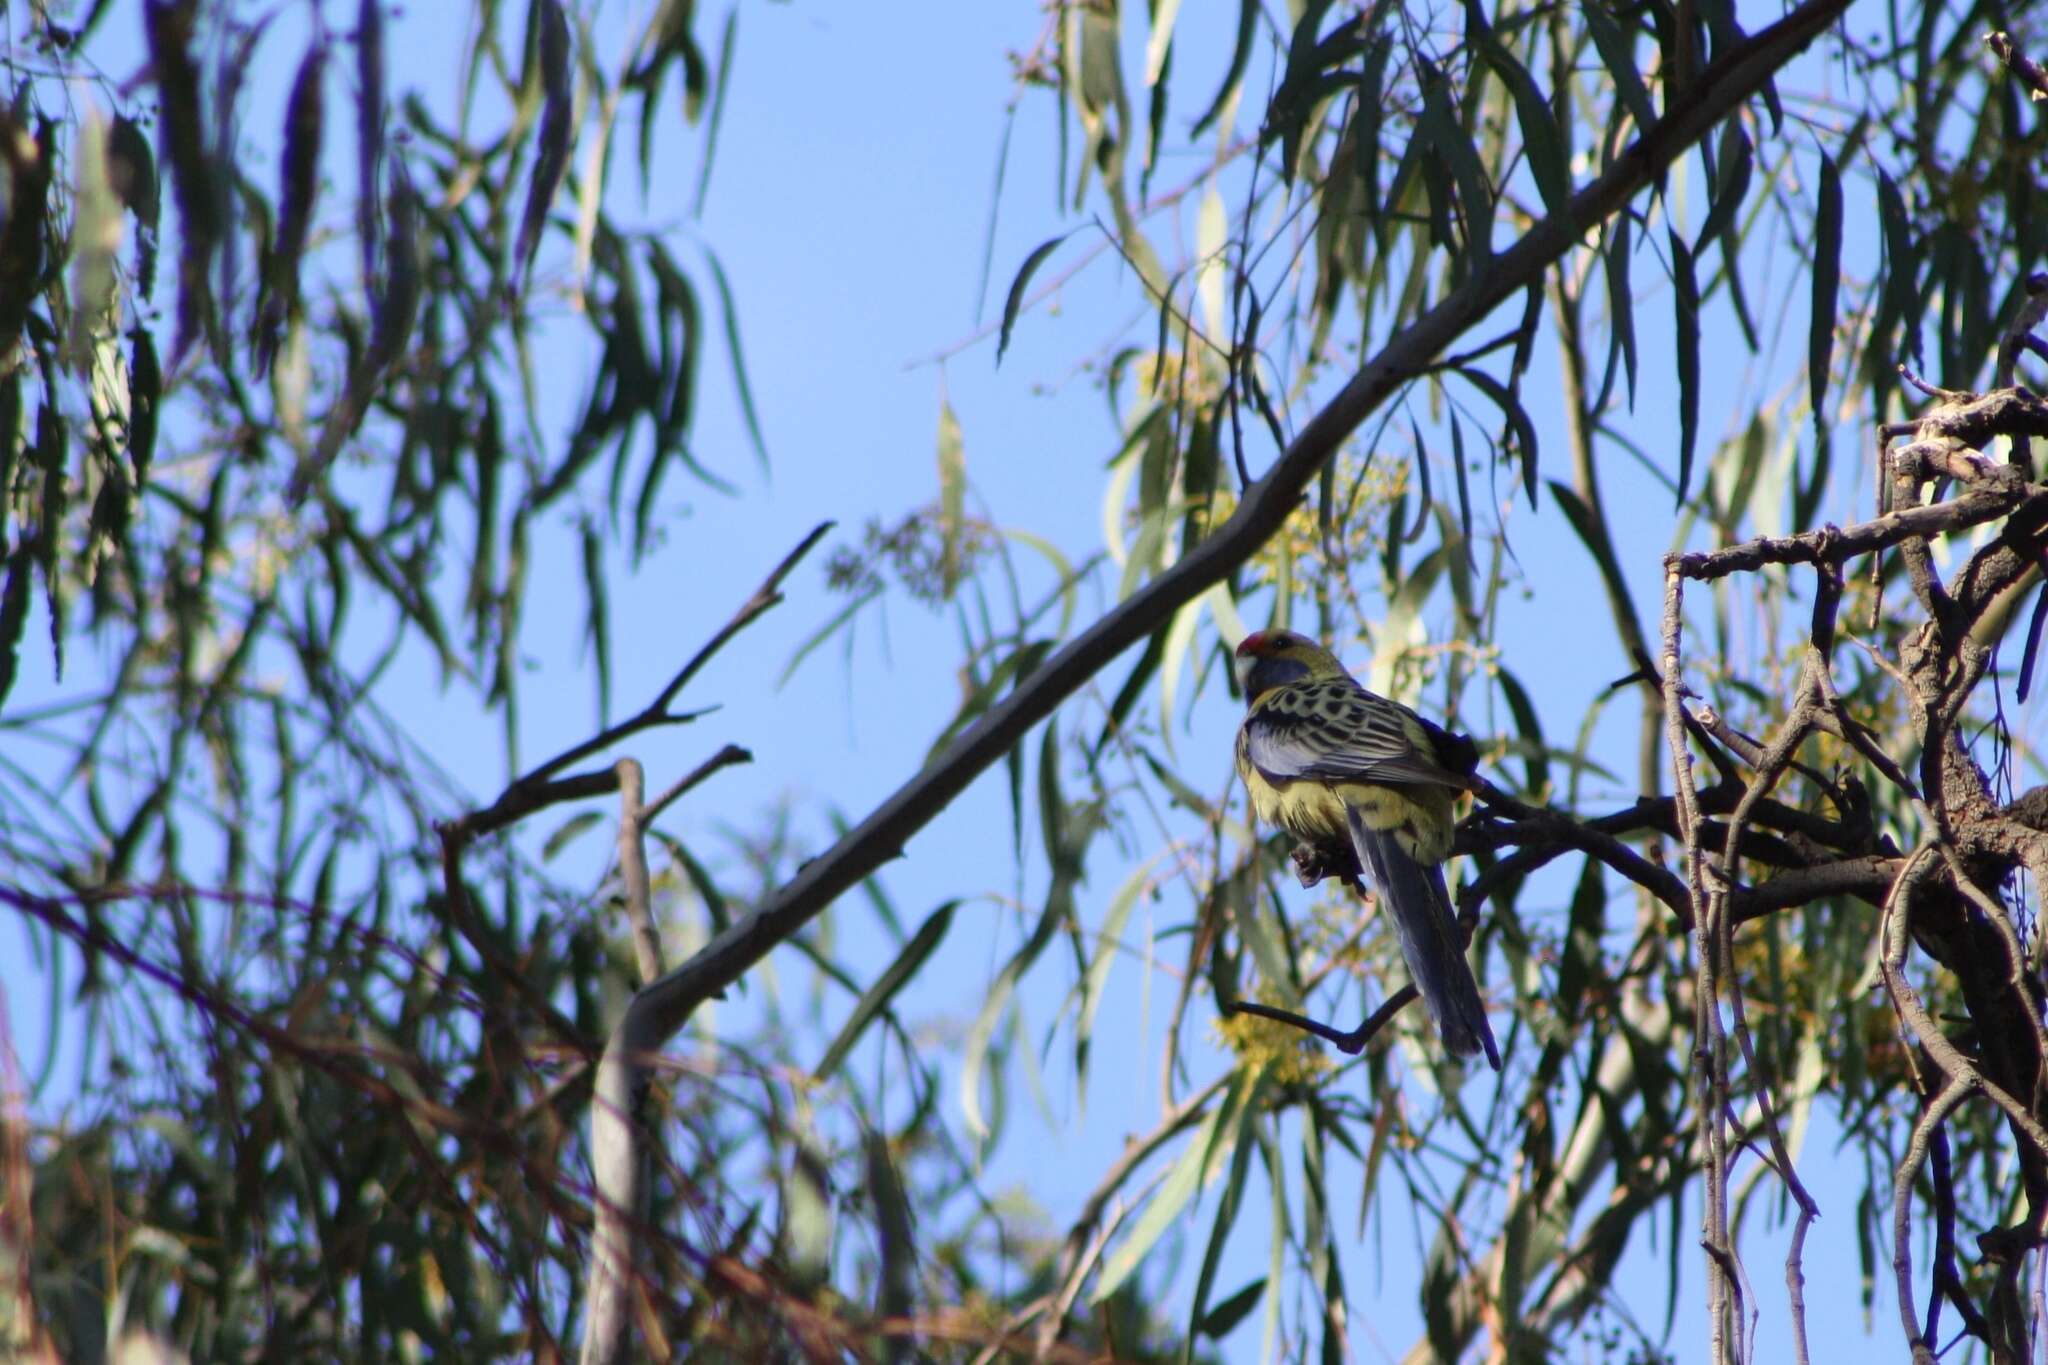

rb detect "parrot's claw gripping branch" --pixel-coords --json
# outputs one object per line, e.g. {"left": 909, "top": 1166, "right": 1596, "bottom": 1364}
{"left": 1222, "top": 988, "right": 1419, "bottom": 1058}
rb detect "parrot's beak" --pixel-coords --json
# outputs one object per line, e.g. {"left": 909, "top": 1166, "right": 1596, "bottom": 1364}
{"left": 1228, "top": 630, "right": 1261, "bottom": 695}
{"left": 1232, "top": 634, "right": 1263, "bottom": 693}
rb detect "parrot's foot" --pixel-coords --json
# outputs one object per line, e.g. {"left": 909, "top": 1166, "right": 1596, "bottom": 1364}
{"left": 1219, "top": 988, "right": 1417, "bottom": 1057}
{"left": 1290, "top": 840, "right": 1362, "bottom": 888}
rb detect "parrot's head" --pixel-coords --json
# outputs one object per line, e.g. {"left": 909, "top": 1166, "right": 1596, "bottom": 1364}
{"left": 1234, "top": 629, "right": 1344, "bottom": 703}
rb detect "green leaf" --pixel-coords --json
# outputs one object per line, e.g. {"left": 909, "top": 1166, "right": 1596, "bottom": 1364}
{"left": 1236, "top": 890, "right": 1301, "bottom": 1009}
{"left": 1582, "top": 0, "right": 1656, "bottom": 133}
{"left": 1601, "top": 215, "right": 1638, "bottom": 408}
{"left": 1262, "top": 0, "right": 1352, "bottom": 182}
{"left": 1457, "top": 366, "right": 1539, "bottom": 508}
{"left": 1691, "top": 120, "right": 1752, "bottom": 258}
{"left": 780, "top": 1142, "right": 833, "bottom": 1293}
{"left": 355, "top": 0, "right": 384, "bottom": 288}
{"left": 579, "top": 520, "right": 611, "bottom": 722}
{"left": 1199, "top": 1277, "right": 1267, "bottom": 1340}
{"left": 1190, "top": 0, "right": 1259, "bottom": 138}
{"left": 1808, "top": 153, "right": 1842, "bottom": 442}
{"left": 1555, "top": 855, "right": 1607, "bottom": 1027}
{"left": 511, "top": 0, "right": 572, "bottom": 295}
{"left": 65, "top": 112, "right": 122, "bottom": 378}
{"left": 964, "top": 721, "right": 1079, "bottom": 1139}
{"left": 1872, "top": 168, "right": 1917, "bottom": 405}
{"left": 1547, "top": 480, "right": 1638, "bottom": 657}
{"left": 778, "top": 583, "right": 880, "bottom": 687}
{"left": 936, "top": 399, "right": 966, "bottom": 595}
{"left": 1494, "top": 664, "right": 1550, "bottom": 798}
{"left": 1416, "top": 58, "right": 1493, "bottom": 260}
{"left": 864, "top": 1130, "right": 917, "bottom": 1352}
{"left": 997, "top": 234, "right": 1069, "bottom": 366}
{"left": 1157, "top": 592, "right": 1205, "bottom": 752}
{"left": 816, "top": 901, "right": 958, "bottom": 1082}
{"left": 0, "top": 544, "right": 33, "bottom": 709}
{"left": 1095, "top": 622, "right": 1168, "bottom": 755}
{"left": 1354, "top": 37, "right": 1391, "bottom": 215}
{"left": 1669, "top": 230, "right": 1700, "bottom": 507}
{"left": 1184, "top": 1098, "right": 1260, "bottom": 1362}
{"left": 1144, "top": 0, "right": 1183, "bottom": 87}
{"left": 702, "top": 246, "right": 769, "bottom": 470}
{"left": 1077, "top": 857, "right": 1154, "bottom": 1096}
{"left": 126, "top": 326, "right": 160, "bottom": 482}
{"left": 541, "top": 810, "right": 602, "bottom": 863}
{"left": 692, "top": 6, "right": 738, "bottom": 215}
{"left": 958, "top": 896, "right": 1056, "bottom": 1146}
{"left": 1094, "top": 1065, "right": 1256, "bottom": 1302}
{"left": 1463, "top": 0, "right": 1570, "bottom": 215}
{"left": 254, "top": 40, "right": 327, "bottom": 377}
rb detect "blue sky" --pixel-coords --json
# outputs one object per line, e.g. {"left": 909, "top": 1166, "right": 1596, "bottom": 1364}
{"left": 9, "top": 0, "right": 2039, "bottom": 1359}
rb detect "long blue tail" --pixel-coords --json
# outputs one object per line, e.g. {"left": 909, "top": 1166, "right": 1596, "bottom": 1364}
{"left": 1345, "top": 806, "right": 1500, "bottom": 1069}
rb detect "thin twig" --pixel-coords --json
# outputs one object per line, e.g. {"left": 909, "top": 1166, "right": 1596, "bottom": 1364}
{"left": 1893, "top": 1080, "right": 1969, "bottom": 1363}
{"left": 511, "top": 521, "right": 828, "bottom": 800}
{"left": 641, "top": 743, "right": 753, "bottom": 828}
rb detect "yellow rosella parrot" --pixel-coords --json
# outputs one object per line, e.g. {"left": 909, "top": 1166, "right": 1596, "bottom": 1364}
{"left": 1233, "top": 628, "right": 1500, "bottom": 1069}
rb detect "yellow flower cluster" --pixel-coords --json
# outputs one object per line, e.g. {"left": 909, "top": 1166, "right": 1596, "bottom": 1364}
{"left": 1212, "top": 1005, "right": 1337, "bottom": 1087}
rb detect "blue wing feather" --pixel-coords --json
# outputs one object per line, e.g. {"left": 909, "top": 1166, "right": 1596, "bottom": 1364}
{"left": 1345, "top": 804, "right": 1500, "bottom": 1069}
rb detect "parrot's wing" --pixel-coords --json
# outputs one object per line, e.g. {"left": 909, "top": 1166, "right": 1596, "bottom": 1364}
{"left": 1240, "top": 705, "right": 1465, "bottom": 789}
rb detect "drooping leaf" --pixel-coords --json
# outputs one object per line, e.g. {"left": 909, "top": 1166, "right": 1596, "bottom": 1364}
{"left": 579, "top": 519, "right": 611, "bottom": 722}
{"left": 1076, "top": 857, "right": 1153, "bottom": 1096}
{"left": 1463, "top": 0, "right": 1570, "bottom": 215}
{"left": 1094, "top": 1068, "right": 1253, "bottom": 1302}
{"left": 936, "top": 398, "right": 966, "bottom": 596}
{"left": 356, "top": 0, "right": 385, "bottom": 286}
{"left": 692, "top": 6, "right": 738, "bottom": 215}
{"left": 541, "top": 810, "right": 603, "bottom": 862}
{"left": 1691, "top": 120, "right": 1751, "bottom": 258}
{"left": 1601, "top": 214, "right": 1638, "bottom": 409}
{"left": 962, "top": 722, "right": 1081, "bottom": 1140}
{"left": 702, "top": 246, "right": 768, "bottom": 470}
{"left": 1457, "top": 366, "right": 1539, "bottom": 508}
{"left": 1582, "top": 0, "right": 1657, "bottom": 132}
{"left": 144, "top": 0, "right": 219, "bottom": 362}
{"left": 125, "top": 326, "right": 160, "bottom": 482}
{"left": 105, "top": 114, "right": 159, "bottom": 298}
{"left": 510, "top": 0, "right": 572, "bottom": 296}
{"left": 1808, "top": 152, "right": 1843, "bottom": 443}
{"left": 997, "top": 233, "right": 1069, "bottom": 366}
{"left": 816, "top": 901, "right": 958, "bottom": 1082}
{"left": 0, "top": 543, "right": 33, "bottom": 708}
{"left": 1185, "top": 1093, "right": 1260, "bottom": 1361}
{"left": 1669, "top": 230, "right": 1700, "bottom": 506}
{"left": 1415, "top": 58, "right": 1493, "bottom": 261}
{"left": 1190, "top": 0, "right": 1259, "bottom": 139}
{"left": 865, "top": 1129, "right": 917, "bottom": 1362}
{"left": 1199, "top": 1278, "right": 1268, "bottom": 1340}
{"left": 64, "top": 111, "right": 121, "bottom": 377}
{"left": 256, "top": 39, "right": 327, "bottom": 376}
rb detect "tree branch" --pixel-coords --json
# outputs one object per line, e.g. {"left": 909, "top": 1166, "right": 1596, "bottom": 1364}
{"left": 576, "top": 2, "right": 1860, "bottom": 1352}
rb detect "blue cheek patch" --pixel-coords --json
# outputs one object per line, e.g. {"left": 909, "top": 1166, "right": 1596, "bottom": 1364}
{"left": 1244, "top": 655, "right": 1311, "bottom": 698}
